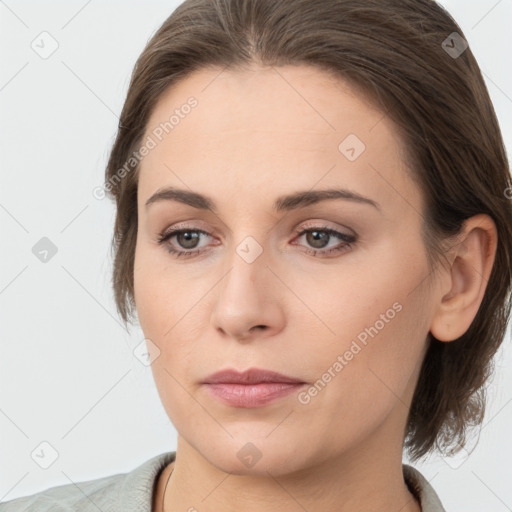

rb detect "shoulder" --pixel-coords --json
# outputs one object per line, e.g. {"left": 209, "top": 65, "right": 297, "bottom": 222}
{"left": 0, "top": 473, "right": 123, "bottom": 512}
{"left": 0, "top": 452, "right": 176, "bottom": 512}
{"left": 403, "top": 463, "right": 447, "bottom": 512}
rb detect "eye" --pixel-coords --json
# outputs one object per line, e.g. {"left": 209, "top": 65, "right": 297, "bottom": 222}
{"left": 292, "top": 225, "right": 356, "bottom": 257}
{"left": 157, "top": 228, "right": 211, "bottom": 258}
{"left": 156, "top": 224, "right": 357, "bottom": 259}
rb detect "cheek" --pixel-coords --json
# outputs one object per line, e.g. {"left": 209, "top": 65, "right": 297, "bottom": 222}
{"left": 290, "top": 300, "right": 428, "bottom": 461}
{"left": 133, "top": 242, "right": 204, "bottom": 380}
{"left": 294, "top": 237, "right": 430, "bottom": 423}
{"left": 134, "top": 248, "right": 200, "bottom": 428}
{"left": 133, "top": 241, "right": 183, "bottom": 338}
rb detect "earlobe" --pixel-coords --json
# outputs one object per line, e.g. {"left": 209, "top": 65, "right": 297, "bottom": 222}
{"left": 429, "top": 214, "right": 498, "bottom": 343}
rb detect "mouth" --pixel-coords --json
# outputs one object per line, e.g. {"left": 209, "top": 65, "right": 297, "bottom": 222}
{"left": 202, "top": 367, "right": 307, "bottom": 408}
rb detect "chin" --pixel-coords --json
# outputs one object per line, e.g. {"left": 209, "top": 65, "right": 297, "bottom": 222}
{"left": 192, "top": 435, "right": 312, "bottom": 477}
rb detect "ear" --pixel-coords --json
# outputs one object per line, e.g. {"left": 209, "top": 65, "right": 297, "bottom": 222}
{"left": 429, "top": 214, "right": 498, "bottom": 342}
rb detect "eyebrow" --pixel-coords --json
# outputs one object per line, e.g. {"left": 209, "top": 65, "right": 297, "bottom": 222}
{"left": 145, "top": 186, "right": 381, "bottom": 213}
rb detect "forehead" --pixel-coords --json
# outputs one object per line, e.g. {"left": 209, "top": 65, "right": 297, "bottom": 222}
{"left": 143, "top": 64, "right": 387, "bottom": 143}
{"left": 138, "top": 64, "right": 420, "bottom": 217}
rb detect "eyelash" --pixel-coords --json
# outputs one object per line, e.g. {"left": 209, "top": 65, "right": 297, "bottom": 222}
{"left": 156, "top": 225, "right": 356, "bottom": 259}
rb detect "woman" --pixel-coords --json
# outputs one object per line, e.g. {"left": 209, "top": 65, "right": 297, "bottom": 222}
{"left": 2, "top": 0, "right": 511, "bottom": 511}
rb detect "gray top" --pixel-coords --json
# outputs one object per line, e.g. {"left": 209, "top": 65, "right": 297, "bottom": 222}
{"left": 0, "top": 451, "right": 446, "bottom": 511}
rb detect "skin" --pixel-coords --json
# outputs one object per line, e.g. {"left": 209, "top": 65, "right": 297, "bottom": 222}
{"left": 133, "top": 64, "right": 497, "bottom": 512}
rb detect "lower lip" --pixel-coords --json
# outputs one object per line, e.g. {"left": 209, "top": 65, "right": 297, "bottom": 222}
{"left": 204, "top": 382, "right": 305, "bottom": 407}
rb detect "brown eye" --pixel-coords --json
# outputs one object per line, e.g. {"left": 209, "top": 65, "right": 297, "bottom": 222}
{"left": 294, "top": 226, "right": 357, "bottom": 257}
{"left": 175, "top": 231, "right": 201, "bottom": 249}
{"left": 157, "top": 228, "right": 211, "bottom": 258}
{"left": 304, "top": 230, "right": 330, "bottom": 249}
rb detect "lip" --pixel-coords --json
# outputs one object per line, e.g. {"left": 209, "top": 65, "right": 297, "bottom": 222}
{"left": 203, "top": 367, "right": 304, "bottom": 384}
{"left": 202, "top": 368, "right": 306, "bottom": 408}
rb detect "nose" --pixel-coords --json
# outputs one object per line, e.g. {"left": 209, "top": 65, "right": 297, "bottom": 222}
{"left": 210, "top": 250, "right": 286, "bottom": 344}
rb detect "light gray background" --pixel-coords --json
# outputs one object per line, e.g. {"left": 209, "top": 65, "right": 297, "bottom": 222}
{"left": 1, "top": 0, "right": 511, "bottom": 509}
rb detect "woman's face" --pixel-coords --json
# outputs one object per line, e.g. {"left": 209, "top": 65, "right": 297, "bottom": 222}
{"left": 134, "top": 64, "right": 436, "bottom": 475}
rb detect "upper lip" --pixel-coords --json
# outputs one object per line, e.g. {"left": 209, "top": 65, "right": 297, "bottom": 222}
{"left": 203, "top": 368, "right": 305, "bottom": 384}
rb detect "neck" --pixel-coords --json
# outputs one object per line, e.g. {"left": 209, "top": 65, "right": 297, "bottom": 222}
{"left": 159, "top": 437, "right": 421, "bottom": 512}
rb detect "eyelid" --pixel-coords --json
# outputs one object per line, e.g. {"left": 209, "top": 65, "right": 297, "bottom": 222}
{"left": 292, "top": 219, "right": 354, "bottom": 235}
{"left": 160, "top": 219, "right": 353, "bottom": 241}
{"left": 158, "top": 220, "right": 215, "bottom": 238}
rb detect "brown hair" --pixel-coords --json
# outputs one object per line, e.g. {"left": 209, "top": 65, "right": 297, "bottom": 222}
{"left": 104, "top": 0, "right": 512, "bottom": 462}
